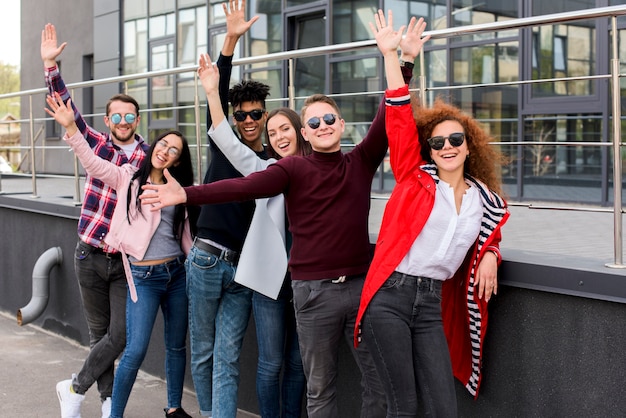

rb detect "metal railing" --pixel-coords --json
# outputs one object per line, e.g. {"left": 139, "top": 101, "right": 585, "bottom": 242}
{"left": 1, "top": 5, "right": 626, "bottom": 265}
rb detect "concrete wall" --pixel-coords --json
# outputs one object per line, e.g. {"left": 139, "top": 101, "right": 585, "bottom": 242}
{"left": 2, "top": 192, "right": 626, "bottom": 416}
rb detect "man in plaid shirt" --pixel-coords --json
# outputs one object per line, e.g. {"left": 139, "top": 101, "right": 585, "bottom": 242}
{"left": 41, "top": 23, "right": 149, "bottom": 418}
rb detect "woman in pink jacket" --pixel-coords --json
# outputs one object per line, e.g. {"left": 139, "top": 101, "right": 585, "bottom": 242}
{"left": 355, "top": 10, "right": 509, "bottom": 418}
{"left": 46, "top": 92, "right": 196, "bottom": 418}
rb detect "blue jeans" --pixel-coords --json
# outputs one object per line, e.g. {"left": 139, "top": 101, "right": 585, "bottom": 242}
{"left": 109, "top": 256, "right": 188, "bottom": 418}
{"left": 186, "top": 245, "right": 252, "bottom": 418}
{"left": 292, "top": 276, "right": 387, "bottom": 418}
{"left": 362, "top": 272, "right": 457, "bottom": 418}
{"left": 73, "top": 240, "right": 127, "bottom": 400}
{"left": 253, "top": 289, "right": 306, "bottom": 418}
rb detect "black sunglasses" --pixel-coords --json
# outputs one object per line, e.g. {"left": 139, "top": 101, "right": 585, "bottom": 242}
{"left": 233, "top": 109, "right": 265, "bottom": 122}
{"left": 306, "top": 113, "right": 337, "bottom": 129}
{"left": 427, "top": 132, "right": 465, "bottom": 150}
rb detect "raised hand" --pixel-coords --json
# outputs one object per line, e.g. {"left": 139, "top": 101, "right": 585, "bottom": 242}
{"left": 140, "top": 169, "right": 188, "bottom": 211}
{"left": 399, "top": 17, "right": 430, "bottom": 62}
{"left": 197, "top": 53, "right": 220, "bottom": 95}
{"left": 221, "top": 0, "right": 259, "bottom": 55}
{"left": 44, "top": 92, "right": 77, "bottom": 136}
{"left": 41, "top": 23, "right": 67, "bottom": 68}
{"left": 369, "top": 10, "right": 405, "bottom": 57}
{"left": 224, "top": 0, "right": 259, "bottom": 39}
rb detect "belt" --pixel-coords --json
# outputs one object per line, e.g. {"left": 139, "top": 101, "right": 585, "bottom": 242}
{"left": 193, "top": 238, "right": 240, "bottom": 265}
{"left": 92, "top": 247, "right": 122, "bottom": 259}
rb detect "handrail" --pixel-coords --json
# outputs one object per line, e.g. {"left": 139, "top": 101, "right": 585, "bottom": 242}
{"left": 1, "top": 6, "right": 626, "bottom": 266}
{"left": 2, "top": 6, "right": 626, "bottom": 101}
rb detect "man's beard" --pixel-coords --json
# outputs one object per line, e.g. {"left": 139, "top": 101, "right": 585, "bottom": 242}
{"left": 111, "top": 127, "right": 135, "bottom": 143}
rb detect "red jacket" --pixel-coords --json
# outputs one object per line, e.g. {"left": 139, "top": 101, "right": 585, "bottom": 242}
{"left": 355, "top": 85, "right": 509, "bottom": 398}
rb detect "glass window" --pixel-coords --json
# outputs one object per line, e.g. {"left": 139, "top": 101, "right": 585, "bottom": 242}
{"left": 209, "top": 0, "right": 226, "bottom": 25}
{"left": 286, "top": 0, "right": 317, "bottom": 6}
{"left": 178, "top": 6, "right": 207, "bottom": 66}
{"left": 124, "top": 19, "right": 148, "bottom": 75}
{"left": 178, "top": 0, "right": 204, "bottom": 7}
{"left": 332, "top": 2, "right": 377, "bottom": 44}
{"left": 150, "top": 41, "right": 175, "bottom": 122}
{"left": 149, "top": 0, "right": 174, "bottom": 15}
{"left": 250, "top": 0, "right": 282, "bottom": 56}
{"left": 531, "top": 22, "right": 595, "bottom": 97}
{"left": 331, "top": 57, "right": 380, "bottom": 148}
{"left": 150, "top": 12, "right": 176, "bottom": 38}
{"left": 293, "top": 13, "right": 327, "bottom": 98}
{"left": 451, "top": 1, "right": 519, "bottom": 43}
{"left": 522, "top": 114, "right": 603, "bottom": 203}
{"left": 125, "top": 0, "right": 148, "bottom": 20}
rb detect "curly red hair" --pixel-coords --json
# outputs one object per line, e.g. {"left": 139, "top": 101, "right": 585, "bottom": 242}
{"left": 412, "top": 98, "right": 505, "bottom": 195}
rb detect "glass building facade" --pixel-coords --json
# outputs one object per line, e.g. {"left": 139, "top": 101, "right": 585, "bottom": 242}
{"left": 113, "top": 0, "right": 626, "bottom": 204}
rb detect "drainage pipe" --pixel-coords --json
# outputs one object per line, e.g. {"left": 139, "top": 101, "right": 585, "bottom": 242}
{"left": 17, "top": 246, "right": 63, "bottom": 326}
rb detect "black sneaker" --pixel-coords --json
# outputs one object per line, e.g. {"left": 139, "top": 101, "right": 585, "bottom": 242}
{"left": 164, "top": 407, "right": 192, "bottom": 418}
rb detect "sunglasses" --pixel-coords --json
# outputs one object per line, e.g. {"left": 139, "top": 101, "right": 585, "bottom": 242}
{"left": 306, "top": 113, "right": 337, "bottom": 129}
{"left": 155, "top": 139, "right": 180, "bottom": 158}
{"left": 233, "top": 109, "right": 265, "bottom": 122}
{"left": 427, "top": 132, "right": 465, "bottom": 150}
{"left": 109, "top": 113, "right": 137, "bottom": 125}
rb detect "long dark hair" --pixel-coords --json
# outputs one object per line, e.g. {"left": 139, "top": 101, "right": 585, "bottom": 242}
{"left": 265, "top": 107, "right": 312, "bottom": 159}
{"left": 126, "top": 130, "right": 195, "bottom": 238}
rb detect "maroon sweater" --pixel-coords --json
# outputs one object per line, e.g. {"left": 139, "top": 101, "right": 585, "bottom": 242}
{"left": 185, "top": 70, "right": 412, "bottom": 280}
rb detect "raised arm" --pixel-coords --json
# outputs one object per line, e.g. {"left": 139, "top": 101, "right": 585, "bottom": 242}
{"left": 141, "top": 163, "right": 287, "bottom": 210}
{"left": 42, "top": 23, "right": 104, "bottom": 148}
{"left": 205, "top": 1, "right": 259, "bottom": 129}
{"left": 380, "top": 14, "right": 430, "bottom": 181}
{"left": 45, "top": 93, "right": 130, "bottom": 189}
{"left": 370, "top": 10, "right": 406, "bottom": 90}
{"left": 199, "top": 51, "right": 271, "bottom": 175}
{"left": 221, "top": 0, "right": 259, "bottom": 57}
{"left": 355, "top": 11, "right": 420, "bottom": 167}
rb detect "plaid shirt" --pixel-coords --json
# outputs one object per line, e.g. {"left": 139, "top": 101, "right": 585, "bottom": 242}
{"left": 45, "top": 66, "right": 148, "bottom": 253}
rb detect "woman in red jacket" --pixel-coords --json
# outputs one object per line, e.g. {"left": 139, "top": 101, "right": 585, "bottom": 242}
{"left": 356, "top": 10, "right": 509, "bottom": 418}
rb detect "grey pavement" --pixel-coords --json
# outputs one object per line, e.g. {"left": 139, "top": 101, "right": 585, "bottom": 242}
{"left": 0, "top": 310, "right": 257, "bottom": 418}
{"left": 0, "top": 311, "right": 200, "bottom": 418}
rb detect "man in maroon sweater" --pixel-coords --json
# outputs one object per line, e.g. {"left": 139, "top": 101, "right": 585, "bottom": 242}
{"left": 142, "top": 14, "right": 425, "bottom": 417}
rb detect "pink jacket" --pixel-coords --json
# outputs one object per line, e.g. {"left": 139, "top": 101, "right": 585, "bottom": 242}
{"left": 64, "top": 131, "right": 193, "bottom": 301}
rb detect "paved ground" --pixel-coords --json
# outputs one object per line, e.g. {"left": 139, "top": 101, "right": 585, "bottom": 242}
{"left": 0, "top": 311, "right": 202, "bottom": 418}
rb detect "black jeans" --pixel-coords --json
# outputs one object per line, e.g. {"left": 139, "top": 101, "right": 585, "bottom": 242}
{"left": 73, "top": 240, "right": 127, "bottom": 400}
{"left": 292, "top": 276, "right": 387, "bottom": 418}
{"left": 362, "top": 272, "right": 457, "bottom": 418}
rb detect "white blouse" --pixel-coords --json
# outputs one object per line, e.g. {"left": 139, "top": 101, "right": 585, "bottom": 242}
{"left": 396, "top": 179, "right": 483, "bottom": 281}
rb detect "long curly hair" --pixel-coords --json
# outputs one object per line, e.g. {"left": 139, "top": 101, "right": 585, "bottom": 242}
{"left": 413, "top": 98, "right": 505, "bottom": 195}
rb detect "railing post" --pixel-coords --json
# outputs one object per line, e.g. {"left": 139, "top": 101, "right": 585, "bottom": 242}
{"left": 194, "top": 70, "right": 203, "bottom": 185}
{"left": 419, "top": 50, "right": 426, "bottom": 107}
{"left": 606, "top": 15, "right": 625, "bottom": 268}
{"left": 288, "top": 58, "right": 295, "bottom": 109}
{"left": 29, "top": 95, "right": 39, "bottom": 198}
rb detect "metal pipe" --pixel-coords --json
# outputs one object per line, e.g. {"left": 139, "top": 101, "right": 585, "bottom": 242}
{"left": 17, "top": 247, "right": 63, "bottom": 326}
{"left": 193, "top": 70, "right": 203, "bottom": 185}
{"left": 607, "top": 15, "right": 625, "bottom": 268}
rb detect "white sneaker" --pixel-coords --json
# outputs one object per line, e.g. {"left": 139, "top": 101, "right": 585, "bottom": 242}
{"left": 101, "top": 397, "right": 111, "bottom": 418}
{"left": 56, "top": 374, "right": 84, "bottom": 418}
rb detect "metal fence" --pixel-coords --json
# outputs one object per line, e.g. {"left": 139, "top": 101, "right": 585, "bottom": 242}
{"left": 2, "top": 5, "right": 626, "bottom": 264}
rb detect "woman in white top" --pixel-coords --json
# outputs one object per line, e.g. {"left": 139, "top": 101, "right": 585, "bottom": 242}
{"left": 199, "top": 52, "right": 310, "bottom": 418}
{"left": 356, "top": 11, "right": 509, "bottom": 417}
